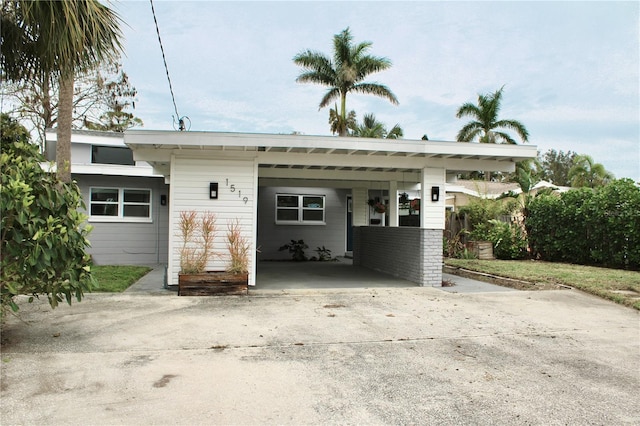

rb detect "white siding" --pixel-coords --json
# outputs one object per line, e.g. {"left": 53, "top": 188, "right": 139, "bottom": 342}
{"left": 351, "top": 188, "right": 369, "bottom": 227}
{"left": 420, "top": 167, "right": 446, "bottom": 229}
{"left": 72, "top": 143, "right": 92, "bottom": 164}
{"left": 169, "top": 155, "right": 257, "bottom": 286}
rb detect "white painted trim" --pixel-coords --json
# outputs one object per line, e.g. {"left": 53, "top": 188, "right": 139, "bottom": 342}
{"left": 88, "top": 186, "right": 153, "bottom": 222}
{"left": 125, "top": 129, "right": 537, "bottom": 160}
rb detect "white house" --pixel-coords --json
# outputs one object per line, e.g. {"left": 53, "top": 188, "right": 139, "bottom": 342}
{"left": 124, "top": 130, "right": 538, "bottom": 288}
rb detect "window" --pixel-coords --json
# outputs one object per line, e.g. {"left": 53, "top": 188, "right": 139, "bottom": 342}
{"left": 276, "top": 194, "right": 325, "bottom": 225}
{"left": 90, "top": 187, "right": 151, "bottom": 222}
{"left": 91, "top": 145, "right": 135, "bottom": 165}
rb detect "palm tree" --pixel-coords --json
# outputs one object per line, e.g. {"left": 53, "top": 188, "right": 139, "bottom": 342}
{"left": 352, "top": 113, "right": 403, "bottom": 139}
{"left": 568, "top": 155, "right": 613, "bottom": 188}
{"left": 456, "top": 87, "right": 529, "bottom": 180}
{"left": 328, "top": 104, "right": 357, "bottom": 136}
{"left": 294, "top": 27, "right": 398, "bottom": 136}
{"left": 1, "top": 0, "right": 123, "bottom": 182}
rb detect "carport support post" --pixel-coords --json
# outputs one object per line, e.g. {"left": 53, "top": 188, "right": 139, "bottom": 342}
{"left": 420, "top": 167, "right": 446, "bottom": 229}
{"left": 420, "top": 167, "right": 445, "bottom": 287}
{"left": 388, "top": 180, "right": 398, "bottom": 227}
{"left": 351, "top": 187, "right": 369, "bottom": 226}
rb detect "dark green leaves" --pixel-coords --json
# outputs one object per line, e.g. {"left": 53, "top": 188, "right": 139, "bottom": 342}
{"left": 1, "top": 114, "right": 93, "bottom": 318}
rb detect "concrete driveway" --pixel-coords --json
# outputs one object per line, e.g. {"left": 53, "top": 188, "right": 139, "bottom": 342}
{"left": 1, "top": 273, "right": 638, "bottom": 425}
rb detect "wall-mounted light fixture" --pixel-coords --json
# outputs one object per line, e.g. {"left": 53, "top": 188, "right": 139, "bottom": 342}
{"left": 209, "top": 182, "right": 218, "bottom": 199}
{"left": 160, "top": 194, "right": 167, "bottom": 206}
{"left": 431, "top": 186, "right": 440, "bottom": 202}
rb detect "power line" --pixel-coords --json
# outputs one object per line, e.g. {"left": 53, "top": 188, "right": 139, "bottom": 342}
{"left": 149, "top": 0, "right": 188, "bottom": 131}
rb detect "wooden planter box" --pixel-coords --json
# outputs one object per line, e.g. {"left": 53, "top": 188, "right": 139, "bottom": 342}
{"left": 178, "top": 272, "right": 248, "bottom": 296}
{"left": 468, "top": 241, "right": 494, "bottom": 260}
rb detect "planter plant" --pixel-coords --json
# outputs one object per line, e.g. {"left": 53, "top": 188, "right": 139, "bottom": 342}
{"left": 177, "top": 211, "right": 249, "bottom": 296}
{"left": 368, "top": 198, "right": 386, "bottom": 214}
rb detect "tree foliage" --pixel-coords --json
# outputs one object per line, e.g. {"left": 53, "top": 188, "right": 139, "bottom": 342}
{"left": 538, "top": 149, "right": 576, "bottom": 186}
{"left": 526, "top": 179, "right": 640, "bottom": 269}
{"left": 568, "top": 154, "right": 614, "bottom": 188}
{"left": 1, "top": 0, "right": 124, "bottom": 183}
{"left": 455, "top": 86, "right": 529, "bottom": 181}
{"left": 328, "top": 104, "right": 357, "bottom": 136}
{"left": 456, "top": 87, "right": 529, "bottom": 145}
{"left": 294, "top": 27, "right": 398, "bottom": 136}
{"left": 351, "top": 113, "right": 403, "bottom": 139}
{"left": 0, "top": 114, "right": 93, "bottom": 317}
{"left": 3, "top": 60, "right": 142, "bottom": 149}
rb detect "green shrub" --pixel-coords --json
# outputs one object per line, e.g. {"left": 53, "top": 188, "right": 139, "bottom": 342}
{"left": 1, "top": 114, "right": 93, "bottom": 317}
{"left": 526, "top": 179, "right": 640, "bottom": 269}
{"left": 278, "top": 239, "right": 308, "bottom": 261}
{"left": 486, "top": 220, "right": 528, "bottom": 260}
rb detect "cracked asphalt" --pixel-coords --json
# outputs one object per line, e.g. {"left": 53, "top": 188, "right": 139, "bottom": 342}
{"left": 1, "top": 285, "right": 639, "bottom": 425}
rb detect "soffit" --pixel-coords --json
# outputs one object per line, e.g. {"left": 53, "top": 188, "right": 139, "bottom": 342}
{"left": 125, "top": 130, "right": 537, "bottom": 174}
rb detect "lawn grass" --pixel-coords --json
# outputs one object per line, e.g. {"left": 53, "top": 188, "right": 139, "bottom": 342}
{"left": 91, "top": 265, "right": 152, "bottom": 292}
{"left": 445, "top": 259, "right": 640, "bottom": 310}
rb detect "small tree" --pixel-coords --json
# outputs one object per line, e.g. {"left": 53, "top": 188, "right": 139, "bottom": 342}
{"left": 1, "top": 114, "right": 93, "bottom": 317}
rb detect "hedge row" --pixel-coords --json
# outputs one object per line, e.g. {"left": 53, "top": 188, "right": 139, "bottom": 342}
{"left": 525, "top": 179, "right": 640, "bottom": 269}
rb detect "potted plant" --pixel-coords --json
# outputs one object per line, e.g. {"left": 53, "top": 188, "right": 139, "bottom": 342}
{"left": 367, "top": 198, "right": 386, "bottom": 214}
{"left": 177, "top": 211, "right": 249, "bottom": 296}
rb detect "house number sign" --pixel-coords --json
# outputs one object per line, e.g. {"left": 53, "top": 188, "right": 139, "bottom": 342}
{"left": 225, "top": 178, "right": 249, "bottom": 204}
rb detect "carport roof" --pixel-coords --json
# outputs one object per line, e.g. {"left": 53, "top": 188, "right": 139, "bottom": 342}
{"left": 125, "top": 130, "right": 538, "bottom": 175}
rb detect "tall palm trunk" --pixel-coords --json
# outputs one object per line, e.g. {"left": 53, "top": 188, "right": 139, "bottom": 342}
{"left": 339, "top": 92, "right": 347, "bottom": 136}
{"left": 56, "top": 72, "right": 74, "bottom": 183}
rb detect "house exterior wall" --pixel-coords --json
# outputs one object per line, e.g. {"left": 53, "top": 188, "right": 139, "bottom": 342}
{"left": 77, "top": 174, "right": 169, "bottom": 265}
{"left": 168, "top": 155, "right": 257, "bottom": 286}
{"left": 353, "top": 227, "right": 443, "bottom": 287}
{"left": 257, "top": 186, "right": 349, "bottom": 260}
{"left": 72, "top": 143, "right": 92, "bottom": 163}
{"left": 421, "top": 167, "right": 446, "bottom": 229}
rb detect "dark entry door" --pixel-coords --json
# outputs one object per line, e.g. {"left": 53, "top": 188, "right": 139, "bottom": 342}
{"left": 346, "top": 196, "right": 353, "bottom": 252}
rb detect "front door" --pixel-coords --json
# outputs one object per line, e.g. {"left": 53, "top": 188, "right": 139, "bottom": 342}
{"left": 346, "top": 195, "right": 353, "bottom": 253}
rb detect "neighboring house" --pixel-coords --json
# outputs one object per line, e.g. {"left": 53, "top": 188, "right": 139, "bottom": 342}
{"left": 44, "top": 129, "right": 169, "bottom": 265}
{"left": 445, "top": 179, "right": 570, "bottom": 210}
{"left": 124, "top": 130, "right": 538, "bottom": 288}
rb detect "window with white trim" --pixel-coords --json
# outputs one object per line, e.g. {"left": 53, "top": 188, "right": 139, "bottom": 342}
{"left": 276, "top": 194, "right": 325, "bottom": 225}
{"left": 89, "top": 187, "right": 152, "bottom": 222}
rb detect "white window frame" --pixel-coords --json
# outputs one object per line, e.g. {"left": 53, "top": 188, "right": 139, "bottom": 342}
{"left": 89, "top": 187, "right": 153, "bottom": 223}
{"left": 275, "top": 194, "right": 325, "bottom": 225}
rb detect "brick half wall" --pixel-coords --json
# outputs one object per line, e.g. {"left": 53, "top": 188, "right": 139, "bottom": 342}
{"left": 353, "top": 227, "right": 442, "bottom": 287}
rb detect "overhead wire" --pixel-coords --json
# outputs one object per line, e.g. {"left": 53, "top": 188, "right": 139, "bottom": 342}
{"left": 149, "top": 0, "right": 188, "bottom": 130}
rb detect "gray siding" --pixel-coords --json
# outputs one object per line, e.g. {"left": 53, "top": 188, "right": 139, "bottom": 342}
{"left": 258, "top": 186, "right": 349, "bottom": 260}
{"left": 76, "top": 174, "right": 169, "bottom": 265}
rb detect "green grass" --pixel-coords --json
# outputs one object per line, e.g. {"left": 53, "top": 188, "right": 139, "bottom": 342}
{"left": 91, "top": 265, "right": 152, "bottom": 292}
{"left": 445, "top": 259, "right": 640, "bottom": 310}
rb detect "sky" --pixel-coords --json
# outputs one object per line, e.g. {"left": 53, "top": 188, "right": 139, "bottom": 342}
{"left": 112, "top": 1, "right": 639, "bottom": 181}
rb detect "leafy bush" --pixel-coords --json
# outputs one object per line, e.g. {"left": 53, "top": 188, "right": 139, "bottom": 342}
{"left": 458, "top": 197, "right": 516, "bottom": 234}
{"left": 278, "top": 239, "right": 308, "bottom": 261}
{"left": 486, "top": 220, "right": 528, "bottom": 260}
{"left": 526, "top": 179, "right": 640, "bottom": 269}
{"left": 313, "top": 246, "right": 333, "bottom": 261}
{"left": 1, "top": 114, "right": 93, "bottom": 317}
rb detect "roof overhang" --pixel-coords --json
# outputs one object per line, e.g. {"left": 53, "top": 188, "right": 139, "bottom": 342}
{"left": 125, "top": 130, "right": 538, "bottom": 181}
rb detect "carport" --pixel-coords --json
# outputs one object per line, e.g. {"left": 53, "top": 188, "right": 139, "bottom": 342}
{"left": 255, "top": 258, "right": 418, "bottom": 290}
{"left": 125, "top": 130, "right": 537, "bottom": 289}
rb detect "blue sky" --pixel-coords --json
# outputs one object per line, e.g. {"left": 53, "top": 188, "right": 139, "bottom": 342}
{"left": 114, "top": 1, "right": 639, "bottom": 181}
